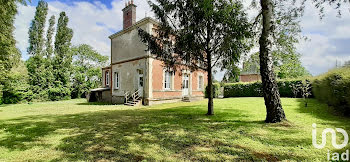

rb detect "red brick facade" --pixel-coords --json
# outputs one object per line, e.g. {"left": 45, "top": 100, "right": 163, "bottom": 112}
{"left": 239, "top": 74, "right": 261, "bottom": 82}
{"left": 152, "top": 59, "right": 207, "bottom": 99}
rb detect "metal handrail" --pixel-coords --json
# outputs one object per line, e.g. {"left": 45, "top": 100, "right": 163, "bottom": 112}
{"left": 131, "top": 89, "right": 141, "bottom": 101}
{"left": 124, "top": 91, "right": 129, "bottom": 103}
{"left": 125, "top": 89, "right": 141, "bottom": 104}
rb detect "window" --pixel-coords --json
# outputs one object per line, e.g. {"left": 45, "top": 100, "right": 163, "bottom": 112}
{"left": 105, "top": 71, "right": 109, "bottom": 87}
{"left": 114, "top": 72, "right": 119, "bottom": 89}
{"left": 164, "top": 71, "right": 172, "bottom": 90}
{"left": 138, "top": 69, "right": 143, "bottom": 88}
{"left": 198, "top": 75, "right": 203, "bottom": 90}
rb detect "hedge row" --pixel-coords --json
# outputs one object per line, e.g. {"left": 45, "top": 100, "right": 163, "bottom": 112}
{"left": 205, "top": 83, "right": 221, "bottom": 98}
{"left": 312, "top": 67, "right": 350, "bottom": 116}
{"left": 223, "top": 80, "right": 311, "bottom": 98}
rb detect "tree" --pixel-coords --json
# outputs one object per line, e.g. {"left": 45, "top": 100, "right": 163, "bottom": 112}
{"left": 273, "top": 51, "right": 310, "bottom": 79}
{"left": 138, "top": 0, "right": 252, "bottom": 115}
{"left": 309, "top": 0, "right": 350, "bottom": 18}
{"left": 253, "top": 0, "right": 305, "bottom": 122}
{"left": 26, "top": 0, "right": 49, "bottom": 99}
{"left": 44, "top": 15, "right": 56, "bottom": 90}
{"left": 46, "top": 15, "right": 55, "bottom": 59}
{"left": 0, "top": 0, "right": 28, "bottom": 103}
{"left": 258, "top": 0, "right": 286, "bottom": 123}
{"left": 71, "top": 44, "right": 108, "bottom": 98}
{"left": 2, "top": 60, "right": 31, "bottom": 104}
{"left": 299, "top": 79, "right": 312, "bottom": 107}
{"left": 52, "top": 12, "right": 73, "bottom": 100}
{"left": 222, "top": 64, "right": 240, "bottom": 83}
{"left": 242, "top": 52, "right": 310, "bottom": 79}
{"left": 256, "top": 0, "right": 349, "bottom": 122}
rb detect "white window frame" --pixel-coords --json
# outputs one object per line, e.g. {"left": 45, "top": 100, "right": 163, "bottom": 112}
{"left": 164, "top": 70, "right": 172, "bottom": 90}
{"left": 198, "top": 75, "right": 203, "bottom": 90}
{"left": 114, "top": 71, "right": 120, "bottom": 89}
{"left": 105, "top": 71, "right": 110, "bottom": 86}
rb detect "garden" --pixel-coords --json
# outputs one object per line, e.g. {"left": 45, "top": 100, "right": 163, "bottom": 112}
{"left": 0, "top": 97, "right": 349, "bottom": 161}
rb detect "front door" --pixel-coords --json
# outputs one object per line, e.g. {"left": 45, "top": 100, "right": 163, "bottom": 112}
{"left": 138, "top": 70, "right": 144, "bottom": 97}
{"left": 182, "top": 74, "right": 189, "bottom": 96}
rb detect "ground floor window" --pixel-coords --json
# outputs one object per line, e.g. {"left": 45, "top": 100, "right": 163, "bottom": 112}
{"left": 105, "top": 71, "right": 109, "bottom": 87}
{"left": 164, "top": 71, "right": 172, "bottom": 90}
{"left": 114, "top": 72, "right": 119, "bottom": 89}
{"left": 198, "top": 75, "right": 203, "bottom": 90}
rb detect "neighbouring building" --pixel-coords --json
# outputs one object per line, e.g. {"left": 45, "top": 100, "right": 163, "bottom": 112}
{"left": 239, "top": 63, "right": 261, "bottom": 82}
{"left": 88, "top": 1, "right": 207, "bottom": 105}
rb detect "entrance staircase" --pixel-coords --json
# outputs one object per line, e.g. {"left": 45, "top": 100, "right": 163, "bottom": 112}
{"left": 182, "top": 96, "right": 191, "bottom": 102}
{"left": 124, "top": 89, "right": 142, "bottom": 106}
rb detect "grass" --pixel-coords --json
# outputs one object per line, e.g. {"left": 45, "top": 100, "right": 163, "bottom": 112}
{"left": 0, "top": 98, "right": 349, "bottom": 161}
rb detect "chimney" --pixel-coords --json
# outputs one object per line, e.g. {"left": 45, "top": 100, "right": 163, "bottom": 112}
{"left": 122, "top": 0, "right": 137, "bottom": 29}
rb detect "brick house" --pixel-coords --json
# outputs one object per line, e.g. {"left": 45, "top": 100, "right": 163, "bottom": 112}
{"left": 88, "top": 1, "right": 207, "bottom": 105}
{"left": 239, "top": 74, "right": 261, "bottom": 82}
{"left": 239, "top": 63, "right": 261, "bottom": 82}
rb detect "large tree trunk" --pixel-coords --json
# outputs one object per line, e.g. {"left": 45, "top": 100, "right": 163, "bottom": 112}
{"left": 259, "top": 0, "right": 286, "bottom": 123}
{"left": 207, "top": 52, "right": 214, "bottom": 115}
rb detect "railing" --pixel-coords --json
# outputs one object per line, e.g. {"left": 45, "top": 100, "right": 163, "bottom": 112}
{"left": 131, "top": 89, "right": 141, "bottom": 101}
{"left": 124, "top": 89, "right": 141, "bottom": 103}
{"left": 124, "top": 91, "right": 129, "bottom": 103}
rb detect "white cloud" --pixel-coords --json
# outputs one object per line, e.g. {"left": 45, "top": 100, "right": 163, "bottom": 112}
{"left": 14, "top": 0, "right": 154, "bottom": 59}
{"left": 14, "top": 4, "right": 35, "bottom": 60}
{"left": 298, "top": 1, "right": 350, "bottom": 75}
{"left": 14, "top": 0, "right": 350, "bottom": 79}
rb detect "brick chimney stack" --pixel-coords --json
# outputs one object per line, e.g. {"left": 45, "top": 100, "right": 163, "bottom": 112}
{"left": 123, "top": 0, "right": 137, "bottom": 29}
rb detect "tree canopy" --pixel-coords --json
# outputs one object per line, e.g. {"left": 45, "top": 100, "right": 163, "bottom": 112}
{"left": 242, "top": 52, "right": 310, "bottom": 79}
{"left": 71, "top": 44, "right": 109, "bottom": 98}
{"left": 26, "top": 0, "right": 49, "bottom": 98}
{"left": 138, "top": 0, "right": 252, "bottom": 115}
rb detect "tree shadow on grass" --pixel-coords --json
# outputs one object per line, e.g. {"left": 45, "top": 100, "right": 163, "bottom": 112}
{"left": 0, "top": 102, "right": 313, "bottom": 161}
{"left": 76, "top": 101, "right": 114, "bottom": 105}
{"left": 296, "top": 98, "right": 350, "bottom": 129}
{"left": 295, "top": 98, "right": 350, "bottom": 157}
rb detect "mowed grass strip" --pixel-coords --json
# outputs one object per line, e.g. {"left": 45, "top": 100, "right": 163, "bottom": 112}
{"left": 0, "top": 98, "right": 349, "bottom": 161}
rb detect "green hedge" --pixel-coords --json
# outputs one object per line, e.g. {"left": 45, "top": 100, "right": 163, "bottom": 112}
{"left": 223, "top": 80, "right": 310, "bottom": 98}
{"left": 205, "top": 83, "right": 221, "bottom": 98}
{"left": 312, "top": 67, "right": 350, "bottom": 116}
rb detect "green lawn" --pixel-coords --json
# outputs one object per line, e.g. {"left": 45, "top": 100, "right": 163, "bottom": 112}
{"left": 0, "top": 98, "right": 349, "bottom": 161}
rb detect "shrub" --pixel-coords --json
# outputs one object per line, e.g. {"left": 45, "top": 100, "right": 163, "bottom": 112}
{"left": 1, "top": 68, "right": 31, "bottom": 104}
{"left": 205, "top": 83, "right": 221, "bottom": 98}
{"left": 277, "top": 80, "right": 304, "bottom": 98}
{"left": 312, "top": 67, "right": 350, "bottom": 116}
{"left": 48, "top": 86, "right": 71, "bottom": 101}
{"left": 223, "top": 80, "right": 311, "bottom": 98}
{"left": 224, "top": 82, "right": 263, "bottom": 97}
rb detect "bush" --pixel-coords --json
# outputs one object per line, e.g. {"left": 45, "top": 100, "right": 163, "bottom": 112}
{"left": 205, "top": 83, "right": 221, "bottom": 98}
{"left": 277, "top": 80, "right": 305, "bottom": 98}
{"left": 312, "top": 67, "right": 350, "bottom": 116}
{"left": 223, "top": 80, "right": 311, "bottom": 98}
{"left": 1, "top": 72, "right": 31, "bottom": 104}
{"left": 224, "top": 82, "right": 263, "bottom": 97}
{"left": 48, "top": 86, "right": 71, "bottom": 101}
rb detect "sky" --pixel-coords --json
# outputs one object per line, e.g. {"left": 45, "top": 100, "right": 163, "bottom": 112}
{"left": 14, "top": 0, "right": 350, "bottom": 80}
